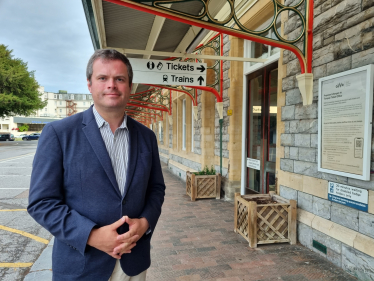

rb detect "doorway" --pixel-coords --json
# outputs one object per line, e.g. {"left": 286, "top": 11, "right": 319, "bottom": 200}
{"left": 246, "top": 62, "right": 278, "bottom": 194}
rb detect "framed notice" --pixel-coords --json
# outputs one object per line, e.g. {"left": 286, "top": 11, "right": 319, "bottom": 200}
{"left": 318, "top": 65, "right": 374, "bottom": 181}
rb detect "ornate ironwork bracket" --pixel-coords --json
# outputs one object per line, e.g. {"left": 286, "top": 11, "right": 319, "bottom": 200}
{"left": 105, "top": 0, "right": 314, "bottom": 105}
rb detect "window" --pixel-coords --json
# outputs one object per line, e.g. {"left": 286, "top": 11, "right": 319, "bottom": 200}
{"left": 59, "top": 94, "right": 62, "bottom": 99}
{"left": 83, "top": 102, "right": 86, "bottom": 106}
{"left": 88, "top": 95, "right": 92, "bottom": 100}
{"left": 159, "top": 121, "right": 163, "bottom": 142}
{"left": 44, "top": 108, "right": 47, "bottom": 112}
{"left": 44, "top": 94, "right": 47, "bottom": 99}
{"left": 59, "top": 109, "right": 62, "bottom": 113}
{"left": 59, "top": 101, "right": 62, "bottom": 105}
{"left": 54, "top": 94, "right": 57, "bottom": 99}
{"left": 182, "top": 99, "right": 186, "bottom": 150}
{"left": 191, "top": 101, "right": 194, "bottom": 152}
{"left": 83, "top": 95, "right": 86, "bottom": 100}
{"left": 70, "top": 94, "right": 74, "bottom": 100}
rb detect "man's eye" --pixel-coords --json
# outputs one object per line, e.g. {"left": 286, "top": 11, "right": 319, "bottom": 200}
{"left": 99, "top": 77, "right": 106, "bottom": 80}
{"left": 117, "top": 78, "right": 124, "bottom": 82}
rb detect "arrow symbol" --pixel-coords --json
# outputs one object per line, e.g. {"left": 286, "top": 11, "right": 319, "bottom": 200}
{"left": 197, "top": 65, "right": 205, "bottom": 72}
{"left": 197, "top": 76, "right": 204, "bottom": 85}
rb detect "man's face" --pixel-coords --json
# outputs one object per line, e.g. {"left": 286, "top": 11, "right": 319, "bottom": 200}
{"left": 87, "top": 58, "right": 131, "bottom": 112}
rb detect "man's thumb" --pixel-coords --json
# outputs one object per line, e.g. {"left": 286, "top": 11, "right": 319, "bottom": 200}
{"left": 124, "top": 216, "right": 134, "bottom": 225}
{"left": 112, "top": 216, "right": 126, "bottom": 229}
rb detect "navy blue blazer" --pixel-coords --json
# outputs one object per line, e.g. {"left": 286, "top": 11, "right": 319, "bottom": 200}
{"left": 28, "top": 107, "right": 166, "bottom": 280}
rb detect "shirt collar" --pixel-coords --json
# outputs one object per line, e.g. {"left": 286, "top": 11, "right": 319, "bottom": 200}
{"left": 92, "top": 106, "right": 128, "bottom": 130}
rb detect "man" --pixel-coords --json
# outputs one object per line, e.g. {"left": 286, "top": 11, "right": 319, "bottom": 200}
{"left": 28, "top": 49, "right": 166, "bottom": 281}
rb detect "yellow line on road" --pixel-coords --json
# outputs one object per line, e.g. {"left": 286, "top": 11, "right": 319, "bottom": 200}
{"left": 0, "top": 263, "right": 33, "bottom": 267}
{"left": 0, "top": 209, "right": 27, "bottom": 212}
{"left": 0, "top": 225, "right": 49, "bottom": 244}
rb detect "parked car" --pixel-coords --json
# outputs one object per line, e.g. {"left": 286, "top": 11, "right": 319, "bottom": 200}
{"left": 22, "top": 133, "right": 41, "bottom": 141}
{"left": 0, "top": 133, "right": 15, "bottom": 141}
{"left": 18, "top": 134, "right": 28, "bottom": 138}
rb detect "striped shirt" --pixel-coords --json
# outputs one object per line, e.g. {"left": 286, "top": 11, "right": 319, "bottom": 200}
{"left": 93, "top": 106, "right": 129, "bottom": 196}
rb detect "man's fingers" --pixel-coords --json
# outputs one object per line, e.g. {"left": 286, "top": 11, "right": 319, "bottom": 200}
{"left": 113, "top": 242, "right": 136, "bottom": 255}
{"left": 124, "top": 216, "right": 134, "bottom": 225}
{"left": 111, "top": 216, "right": 126, "bottom": 230}
{"left": 117, "top": 232, "right": 139, "bottom": 242}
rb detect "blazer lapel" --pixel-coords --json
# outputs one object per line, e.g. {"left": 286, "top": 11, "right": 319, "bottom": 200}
{"left": 123, "top": 117, "right": 138, "bottom": 198}
{"left": 82, "top": 108, "right": 121, "bottom": 198}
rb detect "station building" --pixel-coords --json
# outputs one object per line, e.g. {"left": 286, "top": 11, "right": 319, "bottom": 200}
{"left": 84, "top": 0, "right": 374, "bottom": 278}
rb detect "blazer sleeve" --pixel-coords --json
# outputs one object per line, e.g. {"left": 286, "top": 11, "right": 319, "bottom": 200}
{"left": 27, "top": 123, "right": 97, "bottom": 256}
{"left": 139, "top": 132, "right": 166, "bottom": 232}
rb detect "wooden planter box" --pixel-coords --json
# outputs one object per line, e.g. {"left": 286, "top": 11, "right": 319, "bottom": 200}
{"left": 234, "top": 192, "right": 297, "bottom": 248}
{"left": 186, "top": 171, "right": 221, "bottom": 201}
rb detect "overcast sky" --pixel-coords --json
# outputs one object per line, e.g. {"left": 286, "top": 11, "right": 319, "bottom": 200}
{"left": 0, "top": 0, "right": 94, "bottom": 94}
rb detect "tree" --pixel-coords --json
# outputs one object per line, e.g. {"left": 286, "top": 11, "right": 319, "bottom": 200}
{"left": 0, "top": 45, "right": 46, "bottom": 117}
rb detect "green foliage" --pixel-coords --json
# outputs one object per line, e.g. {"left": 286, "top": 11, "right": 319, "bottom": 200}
{"left": 194, "top": 165, "right": 216, "bottom": 175}
{"left": 18, "top": 124, "right": 29, "bottom": 132}
{"left": 0, "top": 45, "right": 47, "bottom": 117}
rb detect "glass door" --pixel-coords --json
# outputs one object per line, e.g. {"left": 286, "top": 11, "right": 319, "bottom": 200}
{"left": 246, "top": 62, "right": 278, "bottom": 194}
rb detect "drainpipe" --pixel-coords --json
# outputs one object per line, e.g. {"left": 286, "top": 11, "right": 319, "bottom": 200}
{"left": 220, "top": 118, "right": 223, "bottom": 175}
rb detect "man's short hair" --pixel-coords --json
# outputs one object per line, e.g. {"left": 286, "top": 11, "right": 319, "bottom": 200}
{"left": 86, "top": 49, "right": 133, "bottom": 86}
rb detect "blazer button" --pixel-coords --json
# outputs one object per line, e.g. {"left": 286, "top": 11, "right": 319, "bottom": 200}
{"left": 122, "top": 199, "right": 126, "bottom": 205}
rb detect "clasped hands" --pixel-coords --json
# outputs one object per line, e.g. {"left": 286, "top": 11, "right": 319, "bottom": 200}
{"left": 87, "top": 216, "right": 149, "bottom": 259}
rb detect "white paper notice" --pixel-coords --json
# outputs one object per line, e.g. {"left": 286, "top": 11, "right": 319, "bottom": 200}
{"left": 246, "top": 158, "right": 260, "bottom": 170}
{"left": 321, "top": 71, "right": 366, "bottom": 175}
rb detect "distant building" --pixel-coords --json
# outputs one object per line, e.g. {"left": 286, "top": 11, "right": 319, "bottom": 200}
{"left": 0, "top": 86, "right": 93, "bottom": 133}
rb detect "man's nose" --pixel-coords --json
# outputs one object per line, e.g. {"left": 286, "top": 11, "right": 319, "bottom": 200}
{"left": 107, "top": 78, "right": 117, "bottom": 88}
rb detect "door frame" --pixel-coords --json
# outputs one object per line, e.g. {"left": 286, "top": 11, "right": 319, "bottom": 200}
{"left": 240, "top": 55, "right": 280, "bottom": 195}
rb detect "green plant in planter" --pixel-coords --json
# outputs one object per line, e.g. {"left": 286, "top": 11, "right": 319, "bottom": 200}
{"left": 194, "top": 165, "right": 216, "bottom": 175}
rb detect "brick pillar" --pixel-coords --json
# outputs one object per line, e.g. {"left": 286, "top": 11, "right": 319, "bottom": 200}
{"left": 201, "top": 47, "right": 216, "bottom": 169}
{"left": 225, "top": 36, "right": 244, "bottom": 199}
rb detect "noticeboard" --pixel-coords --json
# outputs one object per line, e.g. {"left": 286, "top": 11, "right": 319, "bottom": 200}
{"left": 318, "top": 65, "right": 374, "bottom": 181}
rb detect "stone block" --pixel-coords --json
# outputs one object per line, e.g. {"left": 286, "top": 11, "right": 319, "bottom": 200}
{"left": 280, "top": 158, "right": 294, "bottom": 172}
{"left": 223, "top": 79, "right": 230, "bottom": 90}
{"left": 289, "top": 120, "right": 298, "bottom": 133}
{"left": 313, "top": 228, "right": 342, "bottom": 254}
{"left": 282, "top": 76, "right": 296, "bottom": 91}
{"left": 280, "top": 185, "right": 298, "bottom": 201}
{"left": 347, "top": 176, "right": 374, "bottom": 191}
{"left": 295, "top": 134, "right": 311, "bottom": 147}
{"left": 281, "top": 105, "right": 295, "bottom": 120}
{"left": 321, "top": 173, "right": 348, "bottom": 184}
{"left": 298, "top": 222, "right": 313, "bottom": 249}
{"left": 281, "top": 134, "right": 295, "bottom": 146}
{"left": 284, "top": 121, "right": 290, "bottom": 133}
{"left": 324, "top": 36, "right": 334, "bottom": 46}
{"left": 331, "top": 202, "right": 359, "bottom": 231}
{"left": 285, "top": 88, "right": 303, "bottom": 105}
{"left": 313, "top": 196, "right": 332, "bottom": 220}
{"left": 327, "top": 248, "right": 342, "bottom": 267}
{"left": 295, "top": 103, "right": 318, "bottom": 120}
{"left": 223, "top": 60, "right": 230, "bottom": 71}
{"left": 313, "top": 0, "right": 362, "bottom": 34}
{"left": 311, "top": 134, "right": 318, "bottom": 148}
{"left": 286, "top": 59, "right": 302, "bottom": 77}
{"left": 223, "top": 41, "right": 231, "bottom": 54}
{"left": 313, "top": 33, "right": 324, "bottom": 50}
{"left": 358, "top": 211, "right": 374, "bottom": 239}
{"left": 342, "top": 245, "right": 374, "bottom": 280}
{"left": 284, "top": 13, "right": 302, "bottom": 35}
{"left": 352, "top": 47, "right": 374, "bottom": 68}
{"left": 326, "top": 56, "right": 352, "bottom": 76}
{"left": 298, "top": 147, "right": 316, "bottom": 162}
{"left": 294, "top": 161, "right": 320, "bottom": 178}
{"left": 290, "top": 147, "right": 299, "bottom": 160}
{"left": 363, "top": 0, "right": 374, "bottom": 10}
{"left": 284, "top": 147, "right": 290, "bottom": 158}
{"left": 298, "top": 191, "right": 313, "bottom": 212}
{"left": 312, "top": 64, "right": 327, "bottom": 80}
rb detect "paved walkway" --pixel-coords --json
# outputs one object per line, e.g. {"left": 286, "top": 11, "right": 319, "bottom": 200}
{"left": 24, "top": 163, "right": 357, "bottom": 281}
{"left": 147, "top": 163, "right": 356, "bottom": 281}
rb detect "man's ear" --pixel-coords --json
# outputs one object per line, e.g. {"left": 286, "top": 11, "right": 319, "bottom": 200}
{"left": 87, "top": 79, "right": 92, "bottom": 93}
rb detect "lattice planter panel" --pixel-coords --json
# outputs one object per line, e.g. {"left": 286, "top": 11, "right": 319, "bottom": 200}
{"left": 186, "top": 172, "right": 221, "bottom": 201}
{"left": 234, "top": 192, "right": 297, "bottom": 248}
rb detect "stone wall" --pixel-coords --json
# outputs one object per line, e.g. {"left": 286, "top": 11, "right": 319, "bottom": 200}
{"left": 280, "top": 1, "right": 374, "bottom": 279}
{"left": 169, "top": 122, "right": 172, "bottom": 149}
